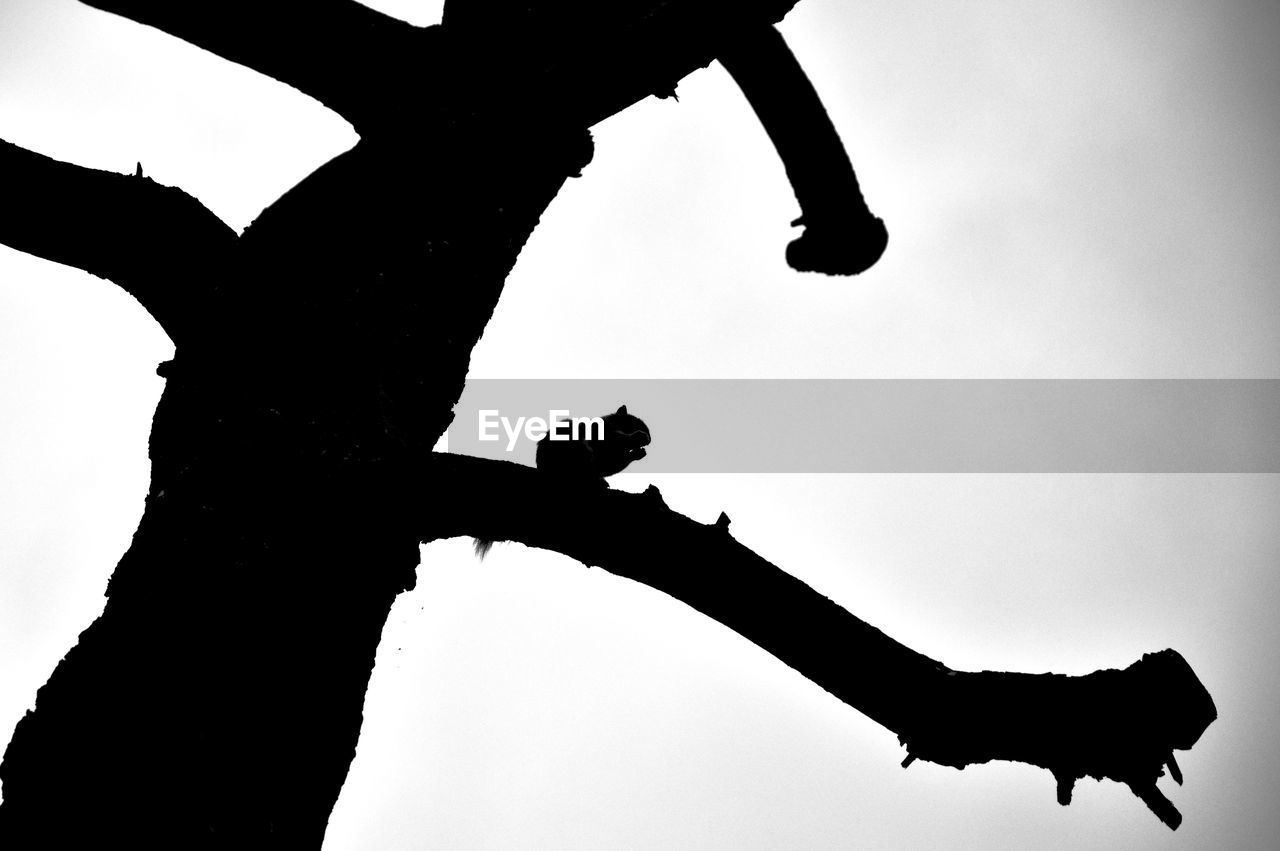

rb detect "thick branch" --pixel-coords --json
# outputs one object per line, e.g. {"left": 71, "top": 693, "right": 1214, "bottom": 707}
{"left": 466, "top": 0, "right": 806, "bottom": 127}
{"left": 719, "top": 26, "right": 888, "bottom": 275}
{"left": 78, "top": 0, "right": 435, "bottom": 132}
{"left": 0, "top": 139, "right": 237, "bottom": 339}
{"left": 79, "top": 1, "right": 801, "bottom": 134}
{"left": 421, "top": 453, "right": 1217, "bottom": 829}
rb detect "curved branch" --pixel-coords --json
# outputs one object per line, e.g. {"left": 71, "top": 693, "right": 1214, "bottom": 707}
{"left": 0, "top": 139, "right": 237, "bottom": 339}
{"left": 420, "top": 453, "right": 1217, "bottom": 829}
{"left": 479, "top": 0, "right": 806, "bottom": 128}
{"left": 719, "top": 26, "right": 888, "bottom": 276}
{"left": 78, "top": 0, "right": 438, "bottom": 132}
{"left": 78, "top": 1, "right": 806, "bottom": 135}
{"left": 80, "top": 0, "right": 440, "bottom": 127}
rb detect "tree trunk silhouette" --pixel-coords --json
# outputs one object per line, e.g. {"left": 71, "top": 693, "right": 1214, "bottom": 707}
{"left": 0, "top": 1, "right": 1214, "bottom": 846}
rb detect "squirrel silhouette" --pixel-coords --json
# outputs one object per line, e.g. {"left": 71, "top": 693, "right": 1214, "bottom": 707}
{"left": 473, "top": 405, "right": 650, "bottom": 558}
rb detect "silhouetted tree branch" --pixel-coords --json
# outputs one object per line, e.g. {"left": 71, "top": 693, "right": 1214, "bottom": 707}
{"left": 80, "top": 0, "right": 807, "bottom": 134}
{"left": 720, "top": 26, "right": 888, "bottom": 274}
{"left": 80, "top": 0, "right": 435, "bottom": 131}
{"left": 0, "top": 139, "right": 236, "bottom": 337}
{"left": 423, "top": 453, "right": 1217, "bottom": 830}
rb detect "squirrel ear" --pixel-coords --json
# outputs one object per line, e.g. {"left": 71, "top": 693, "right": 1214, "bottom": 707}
{"left": 616, "top": 405, "right": 628, "bottom": 415}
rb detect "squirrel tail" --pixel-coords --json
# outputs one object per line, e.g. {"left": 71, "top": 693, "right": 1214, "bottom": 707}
{"left": 472, "top": 538, "right": 495, "bottom": 559}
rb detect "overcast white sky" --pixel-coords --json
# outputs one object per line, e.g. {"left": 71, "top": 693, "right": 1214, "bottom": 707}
{"left": 2, "top": 1, "right": 1279, "bottom": 848}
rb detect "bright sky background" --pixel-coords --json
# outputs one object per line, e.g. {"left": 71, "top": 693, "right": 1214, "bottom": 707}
{"left": 2, "top": 1, "right": 1279, "bottom": 848}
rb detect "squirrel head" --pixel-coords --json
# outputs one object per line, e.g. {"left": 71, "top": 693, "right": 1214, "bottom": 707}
{"left": 602, "top": 405, "right": 650, "bottom": 465}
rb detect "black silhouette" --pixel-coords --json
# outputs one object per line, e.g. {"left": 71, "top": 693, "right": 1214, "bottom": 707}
{"left": 474, "top": 405, "right": 651, "bottom": 558}
{"left": 535, "top": 405, "right": 652, "bottom": 483}
{"left": 0, "top": 0, "right": 1214, "bottom": 846}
